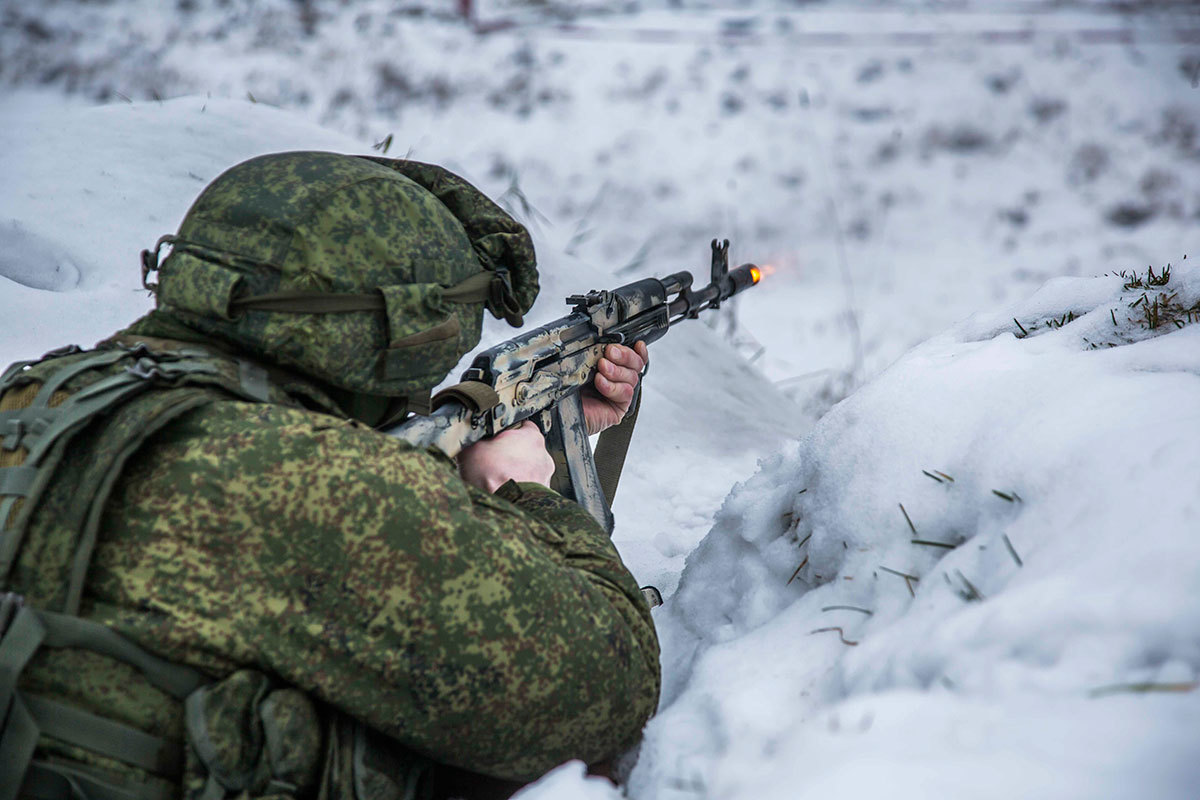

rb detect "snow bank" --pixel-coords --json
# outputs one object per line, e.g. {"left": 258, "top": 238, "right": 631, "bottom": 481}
{"left": 0, "top": 94, "right": 359, "bottom": 361}
{"left": 612, "top": 263, "right": 1200, "bottom": 799}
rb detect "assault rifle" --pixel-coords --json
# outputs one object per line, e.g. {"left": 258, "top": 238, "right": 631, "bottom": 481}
{"left": 395, "top": 239, "right": 762, "bottom": 534}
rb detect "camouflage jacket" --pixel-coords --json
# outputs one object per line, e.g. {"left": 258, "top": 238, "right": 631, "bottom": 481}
{"left": 0, "top": 335, "right": 660, "bottom": 799}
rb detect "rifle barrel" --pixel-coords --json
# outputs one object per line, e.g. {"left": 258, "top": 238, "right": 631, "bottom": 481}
{"left": 667, "top": 262, "right": 760, "bottom": 321}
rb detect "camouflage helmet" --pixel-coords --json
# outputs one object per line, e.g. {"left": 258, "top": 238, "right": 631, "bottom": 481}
{"left": 142, "top": 151, "right": 538, "bottom": 404}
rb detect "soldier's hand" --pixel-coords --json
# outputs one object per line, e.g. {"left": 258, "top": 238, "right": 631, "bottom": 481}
{"left": 582, "top": 341, "right": 648, "bottom": 436}
{"left": 458, "top": 420, "right": 555, "bottom": 493}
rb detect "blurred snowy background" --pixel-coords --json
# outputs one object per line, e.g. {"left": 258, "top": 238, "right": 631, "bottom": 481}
{"left": 1, "top": 1, "right": 1198, "bottom": 798}
{"left": 4, "top": 0, "right": 1198, "bottom": 409}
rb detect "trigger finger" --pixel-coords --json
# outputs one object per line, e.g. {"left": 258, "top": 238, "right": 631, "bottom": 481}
{"left": 600, "top": 358, "right": 640, "bottom": 387}
{"left": 606, "top": 343, "right": 645, "bottom": 372}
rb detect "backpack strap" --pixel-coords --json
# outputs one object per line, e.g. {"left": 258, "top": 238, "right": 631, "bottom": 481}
{"left": 0, "top": 596, "right": 206, "bottom": 800}
{"left": 0, "top": 344, "right": 270, "bottom": 611}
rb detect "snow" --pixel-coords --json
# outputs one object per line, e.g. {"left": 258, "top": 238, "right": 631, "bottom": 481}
{"left": 0, "top": 94, "right": 359, "bottom": 364}
{"left": 3, "top": 1, "right": 1199, "bottom": 797}
{"left": 626, "top": 266, "right": 1200, "bottom": 798}
{"left": 514, "top": 762, "right": 622, "bottom": 800}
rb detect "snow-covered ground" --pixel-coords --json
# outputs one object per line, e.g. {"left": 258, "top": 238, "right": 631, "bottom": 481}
{"left": 2, "top": 1, "right": 1198, "bottom": 798}
{"left": 624, "top": 264, "right": 1200, "bottom": 799}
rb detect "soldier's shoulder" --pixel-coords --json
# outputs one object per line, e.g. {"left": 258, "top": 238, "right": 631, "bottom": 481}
{"left": 164, "top": 399, "right": 455, "bottom": 472}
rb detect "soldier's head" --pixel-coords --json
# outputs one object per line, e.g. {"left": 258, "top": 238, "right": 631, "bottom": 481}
{"left": 141, "top": 151, "right": 538, "bottom": 424}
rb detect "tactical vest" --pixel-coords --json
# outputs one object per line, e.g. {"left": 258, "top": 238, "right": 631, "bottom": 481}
{"left": 0, "top": 340, "right": 431, "bottom": 800}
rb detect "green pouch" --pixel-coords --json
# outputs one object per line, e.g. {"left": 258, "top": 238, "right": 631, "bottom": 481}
{"left": 158, "top": 252, "right": 244, "bottom": 322}
{"left": 184, "top": 670, "right": 321, "bottom": 799}
{"left": 344, "top": 721, "right": 433, "bottom": 800}
{"left": 378, "top": 284, "right": 462, "bottom": 382}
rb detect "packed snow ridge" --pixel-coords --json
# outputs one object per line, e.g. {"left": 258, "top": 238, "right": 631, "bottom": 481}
{"left": 522, "top": 262, "right": 1200, "bottom": 799}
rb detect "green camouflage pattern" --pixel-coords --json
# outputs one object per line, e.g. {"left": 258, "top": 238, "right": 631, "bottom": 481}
{"left": 257, "top": 687, "right": 323, "bottom": 794}
{"left": 19, "top": 644, "right": 184, "bottom": 794}
{"left": 152, "top": 152, "right": 539, "bottom": 400}
{"left": 362, "top": 158, "right": 539, "bottom": 317}
{"left": 6, "top": 341, "right": 659, "bottom": 790}
{"left": 3, "top": 337, "right": 344, "bottom": 613}
{"left": 3, "top": 154, "right": 655, "bottom": 795}
{"left": 377, "top": 283, "right": 464, "bottom": 385}
{"left": 75, "top": 397, "right": 659, "bottom": 782}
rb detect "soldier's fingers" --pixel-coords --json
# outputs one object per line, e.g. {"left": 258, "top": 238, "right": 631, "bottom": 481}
{"left": 598, "top": 357, "right": 640, "bottom": 388}
{"left": 605, "top": 343, "right": 646, "bottom": 373}
{"left": 596, "top": 374, "right": 634, "bottom": 406}
{"left": 496, "top": 419, "right": 544, "bottom": 443}
{"left": 634, "top": 340, "right": 649, "bottom": 369}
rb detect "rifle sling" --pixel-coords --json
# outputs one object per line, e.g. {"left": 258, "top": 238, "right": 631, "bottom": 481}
{"left": 594, "top": 382, "right": 641, "bottom": 506}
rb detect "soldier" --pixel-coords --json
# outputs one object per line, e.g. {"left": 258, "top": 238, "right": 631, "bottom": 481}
{"left": 0, "top": 152, "right": 660, "bottom": 800}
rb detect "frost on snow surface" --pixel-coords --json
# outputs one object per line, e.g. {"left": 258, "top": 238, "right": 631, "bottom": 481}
{"left": 607, "top": 266, "right": 1200, "bottom": 800}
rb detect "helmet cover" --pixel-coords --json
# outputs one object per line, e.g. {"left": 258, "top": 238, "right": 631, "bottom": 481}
{"left": 147, "top": 151, "right": 538, "bottom": 399}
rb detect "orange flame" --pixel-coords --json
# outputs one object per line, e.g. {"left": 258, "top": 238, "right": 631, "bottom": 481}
{"left": 750, "top": 266, "right": 762, "bottom": 284}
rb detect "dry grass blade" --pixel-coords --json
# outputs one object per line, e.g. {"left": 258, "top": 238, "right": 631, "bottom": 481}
{"left": 373, "top": 133, "right": 394, "bottom": 153}
{"left": 955, "top": 569, "right": 985, "bottom": 601}
{"left": 912, "top": 539, "right": 956, "bottom": 550}
{"left": 898, "top": 503, "right": 918, "bottom": 535}
{"left": 787, "top": 556, "right": 809, "bottom": 586}
{"left": 1147, "top": 264, "right": 1171, "bottom": 287}
{"left": 1002, "top": 533, "right": 1023, "bottom": 567}
{"left": 810, "top": 626, "right": 859, "bottom": 646}
{"left": 879, "top": 565, "right": 919, "bottom": 597}
{"left": 922, "top": 470, "right": 944, "bottom": 484}
{"left": 1089, "top": 681, "right": 1197, "bottom": 698}
{"left": 822, "top": 605, "right": 874, "bottom": 615}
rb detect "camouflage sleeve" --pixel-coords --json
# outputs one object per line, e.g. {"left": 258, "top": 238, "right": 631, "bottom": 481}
{"left": 89, "top": 401, "right": 660, "bottom": 782}
{"left": 493, "top": 479, "right": 654, "bottom": 627}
